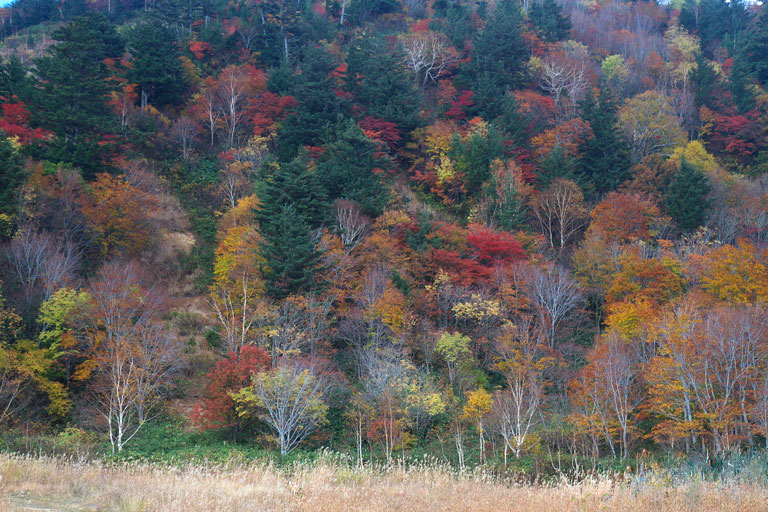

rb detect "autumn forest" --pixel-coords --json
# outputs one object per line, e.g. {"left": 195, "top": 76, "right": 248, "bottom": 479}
{"left": 1, "top": 0, "right": 768, "bottom": 488}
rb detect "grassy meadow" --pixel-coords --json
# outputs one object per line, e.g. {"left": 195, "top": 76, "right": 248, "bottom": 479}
{"left": 1, "top": 452, "right": 767, "bottom": 511}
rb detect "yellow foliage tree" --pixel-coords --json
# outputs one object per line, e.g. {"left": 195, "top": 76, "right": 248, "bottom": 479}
{"left": 701, "top": 240, "right": 768, "bottom": 305}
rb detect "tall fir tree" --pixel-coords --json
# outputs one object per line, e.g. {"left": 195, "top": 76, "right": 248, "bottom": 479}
{"left": 496, "top": 93, "right": 532, "bottom": 149}
{"left": 576, "top": 89, "right": 630, "bottom": 197}
{"left": 345, "top": 37, "right": 421, "bottom": 136}
{"left": 259, "top": 204, "right": 322, "bottom": 299}
{"left": 664, "top": 156, "right": 711, "bottom": 233}
{"left": 461, "top": 0, "right": 528, "bottom": 120}
{"left": 127, "top": 21, "right": 187, "bottom": 108}
{"left": 744, "top": 8, "right": 768, "bottom": 88}
{"left": 0, "top": 137, "right": 25, "bottom": 220}
{"left": 538, "top": 145, "right": 576, "bottom": 188}
{"left": 33, "top": 12, "right": 124, "bottom": 178}
{"left": 0, "top": 56, "right": 33, "bottom": 102}
{"left": 684, "top": 0, "right": 751, "bottom": 57}
{"left": 529, "top": 0, "right": 571, "bottom": 43}
{"left": 255, "top": 151, "right": 328, "bottom": 231}
{"left": 449, "top": 123, "right": 504, "bottom": 196}
{"left": 316, "top": 119, "right": 391, "bottom": 217}
{"left": 270, "top": 46, "right": 345, "bottom": 161}
{"left": 692, "top": 53, "right": 719, "bottom": 109}
{"left": 729, "top": 53, "right": 756, "bottom": 113}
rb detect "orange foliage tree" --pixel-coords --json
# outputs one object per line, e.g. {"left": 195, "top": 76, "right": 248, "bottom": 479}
{"left": 79, "top": 173, "right": 157, "bottom": 258}
{"left": 588, "top": 192, "right": 663, "bottom": 244}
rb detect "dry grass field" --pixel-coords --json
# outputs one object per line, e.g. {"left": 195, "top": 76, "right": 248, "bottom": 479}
{"left": 0, "top": 453, "right": 766, "bottom": 512}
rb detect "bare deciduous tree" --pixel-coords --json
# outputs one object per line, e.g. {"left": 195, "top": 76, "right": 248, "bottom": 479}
{"left": 334, "top": 200, "right": 370, "bottom": 250}
{"left": 238, "top": 22, "right": 260, "bottom": 52}
{"left": 521, "top": 264, "right": 583, "bottom": 348}
{"left": 401, "top": 31, "right": 459, "bottom": 87}
{"left": 209, "top": 273, "right": 264, "bottom": 355}
{"left": 264, "top": 295, "right": 334, "bottom": 363}
{"left": 172, "top": 116, "right": 198, "bottom": 162}
{"left": 217, "top": 66, "right": 250, "bottom": 148}
{"left": 85, "top": 262, "right": 182, "bottom": 453}
{"left": 5, "top": 227, "right": 78, "bottom": 313}
{"left": 218, "top": 161, "right": 252, "bottom": 210}
{"left": 0, "top": 352, "right": 31, "bottom": 425}
{"left": 492, "top": 317, "right": 549, "bottom": 461}
{"left": 232, "top": 362, "right": 328, "bottom": 455}
{"left": 541, "top": 57, "right": 587, "bottom": 120}
{"left": 532, "top": 179, "right": 588, "bottom": 261}
{"left": 197, "top": 89, "right": 220, "bottom": 148}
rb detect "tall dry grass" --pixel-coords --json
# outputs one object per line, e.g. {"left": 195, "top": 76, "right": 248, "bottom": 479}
{"left": 0, "top": 452, "right": 766, "bottom": 511}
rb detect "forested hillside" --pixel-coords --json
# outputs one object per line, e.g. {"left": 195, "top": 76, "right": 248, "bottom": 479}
{"left": 1, "top": 0, "right": 768, "bottom": 471}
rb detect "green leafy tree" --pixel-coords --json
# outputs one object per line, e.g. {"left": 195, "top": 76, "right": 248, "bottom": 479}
{"left": 0, "top": 286, "right": 71, "bottom": 422}
{"left": 436, "top": 332, "right": 472, "bottom": 387}
{"left": 664, "top": 157, "right": 711, "bottom": 233}
{"left": 127, "top": 21, "right": 187, "bottom": 108}
{"left": 37, "top": 288, "right": 91, "bottom": 353}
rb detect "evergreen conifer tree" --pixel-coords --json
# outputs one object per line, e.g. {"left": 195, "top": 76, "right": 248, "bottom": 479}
{"left": 529, "top": 0, "right": 571, "bottom": 43}
{"left": 259, "top": 204, "right": 322, "bottom": 299}
{"left": 538, "top": 145, "right": 576, "bottom": 188}
{"left": 271, "top": 46, "right": 345, "bottom": 161}
{"left": 496, "top": 93, "right": 532, "bottom": 149}
{"left": 255, "top": 152, "right": 328, "bottom": 231}
{"left": 729, "top": 53, "right": 756, "bottom": 113}
{"left": 692, "top": 53, "right": 718, "bottom": 109}
{"left": 0, "top": 137, "right": 24, "bottom": 219}
{"left": 127, "top": 21, "right": 187, "bottom": 108}
{"left": 462, "top": 0, "right": 528, "bottom": 119}
{"left": 34, "top": 12, "right": 124, "bottom": 178}
{"left": 576, "top": 89, "right": 630, "bottom": 197}
{"left": 316, "top": 119, "right": 390, "bottom": 217}
{"left": 664, "top": 156, "right": 711, "bottom": 233}
{"left": 345, "top": 37, "right": 420, "bottom": 134}
{"left": 744, "top": 8, "right": 768, "bottom": 87}
{"left": 0, "top": 56, "right": 33, "bottom": 102}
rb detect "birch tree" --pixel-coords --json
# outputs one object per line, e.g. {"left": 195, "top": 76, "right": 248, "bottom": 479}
{"left": 232, "top": 363, "right": 328, "bottom": 454}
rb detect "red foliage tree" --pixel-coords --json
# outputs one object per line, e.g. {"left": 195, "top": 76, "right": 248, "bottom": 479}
{"left": 191, "top": 345, "right": 271, "bottom": 441}
{"left": 189, "top": 41, "right": 212, "bottom": 60}
{"left": 445, "top": 90, "right": 474, "bottom": 120}
{"left": 0, "top": 100, "right": 47, "bottom": 143}
{"left": 359, "top": 116, "right": 402, "bottom": 150}
{"left": 248, "top": 92, "right": 297, "bottom": 136}
{"left": 702, "top": 107, "right": 765, "bottom": 168}
{"left": 431, "top": 228, "right": 526, "bottom": 285}
{"left": 467, "top": 228, "right": 526, "bottom": 266}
